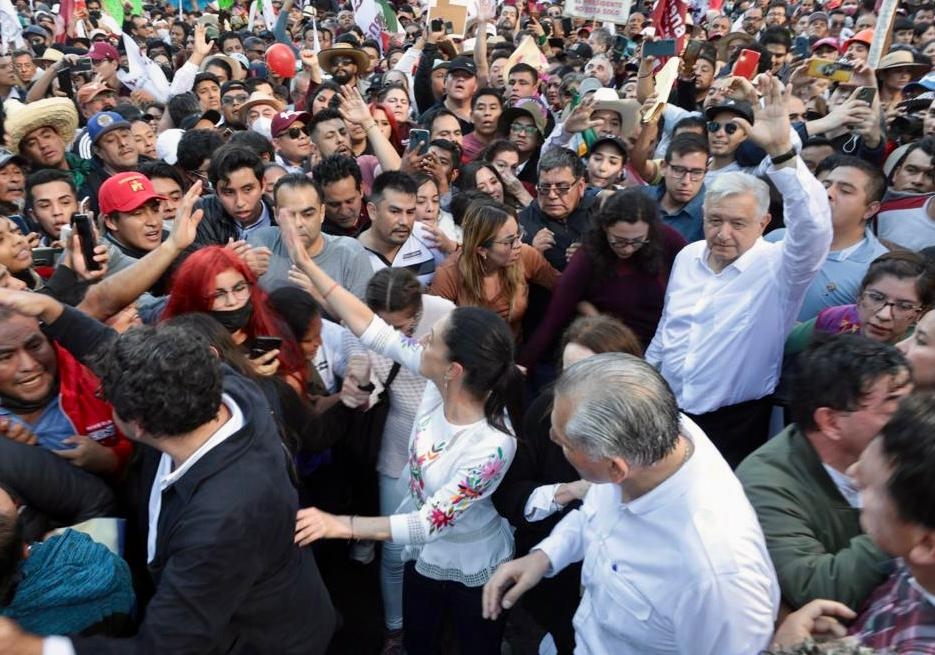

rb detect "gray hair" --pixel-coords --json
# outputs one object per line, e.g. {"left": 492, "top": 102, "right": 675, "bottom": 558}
{"left": 703, "top": 171, "right": 770, "bottom": 217}
{"left": 555, "top": 353, "right": 680, "bottom": 467}
{"left": 538, "top": 147, "right": 586, "bottom": 179}
{"left": 589, "top": 27, "right": 613, "bottom": 50}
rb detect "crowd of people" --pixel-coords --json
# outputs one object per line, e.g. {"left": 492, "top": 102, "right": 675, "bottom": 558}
{"left": 0, "top": 0, "right": 932, "bottom": 652}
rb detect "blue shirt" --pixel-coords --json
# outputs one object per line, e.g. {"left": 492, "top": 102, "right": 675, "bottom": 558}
{"left": 765, "top": 228, "right": 889, "bottom": 321}
{"left": 644, "top": 184, "right": 706, "bottom": 243}
{"left": 0, "top": 395, "right": 75, "bottom": 451}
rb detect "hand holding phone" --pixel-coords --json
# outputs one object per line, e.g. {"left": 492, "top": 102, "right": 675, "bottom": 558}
{"left": 732, "top": 49, "right": 761, "bottom": 80}
{"left": 408, "top": 128, "right": 430, "bottom": 155}
{"left": 71, "top": 212, "right": 100, "bottom": 272}
{"left": 249, "top": 336, "right": 283, "bottom": 359}
{"left": 643, "top": 39, "right": 677, "bottom": 58}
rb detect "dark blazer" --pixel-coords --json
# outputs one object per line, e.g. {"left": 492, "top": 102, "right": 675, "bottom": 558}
{"left": 44, "top": 308, "right": 337, "bottom": 655}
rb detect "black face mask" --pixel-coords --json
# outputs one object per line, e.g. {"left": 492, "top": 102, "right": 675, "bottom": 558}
{"left": 89, "top": 10, "right": 102, "bottom": 19}
{"left": 209, "top": 301, "right": 253, "bottom": 333}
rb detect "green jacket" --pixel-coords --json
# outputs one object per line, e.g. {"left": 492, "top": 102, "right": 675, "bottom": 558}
{"left": 736, "top": 424, "right": 891, "bottom": 610}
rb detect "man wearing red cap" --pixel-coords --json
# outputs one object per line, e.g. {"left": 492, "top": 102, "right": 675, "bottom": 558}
{"left": 271, "top": 110, "right": 312, "bottom": 175}
{"left": 98, "top": 172, "right": 174, "bottom": 295}
{"left": 87, "top": 41, "right": 126, "bottom": 97}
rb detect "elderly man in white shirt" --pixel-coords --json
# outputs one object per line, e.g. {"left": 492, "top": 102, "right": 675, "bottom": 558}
{"left": 482, "top": 353, "right": 780, "bottom": 654}
{"left": 644, "top": 75, "right": 833, "bottom": 467}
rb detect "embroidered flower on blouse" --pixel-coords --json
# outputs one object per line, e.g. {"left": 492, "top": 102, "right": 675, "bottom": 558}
{"left": 425, "top": 448, "right": 508, "bottom": 535}
{"left": 429, "top": 506, "right": 455, "bottom": 530}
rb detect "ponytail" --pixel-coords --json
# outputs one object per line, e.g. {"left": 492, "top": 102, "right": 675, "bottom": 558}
{"left": 484, "top": 364, "right": 526, "bottom": 439}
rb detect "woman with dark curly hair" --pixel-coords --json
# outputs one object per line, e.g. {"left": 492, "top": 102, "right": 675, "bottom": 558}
{"left": 455, "top": 161, "right": 506, "bottom": 204}
{"left": 519, "top": 187, "right": 686, "bottom": 370}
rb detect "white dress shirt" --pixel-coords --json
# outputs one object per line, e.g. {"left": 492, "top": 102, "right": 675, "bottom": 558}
{"left": 534, "top": 417, "right": 780, "bottom": 655}
{"left": 645, "top": 158, "right": 832, "bottom": 414}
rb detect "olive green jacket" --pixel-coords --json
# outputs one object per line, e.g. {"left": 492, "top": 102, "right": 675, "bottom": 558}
{"left": 736, "top": 424, "right": 891, "bottom": 610}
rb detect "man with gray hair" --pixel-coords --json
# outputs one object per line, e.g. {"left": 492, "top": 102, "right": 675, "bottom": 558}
{"left": 482, "top": 353, "right": 780, "bottom": 654}
{"left": 646, "top": 77, "right": 832, "bottom": 466}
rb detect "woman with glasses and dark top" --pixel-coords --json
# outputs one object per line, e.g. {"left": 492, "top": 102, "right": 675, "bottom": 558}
{"left": 519, "top": 188, "right": 686, "bottom": 371}
{"left": 495, "top": 315, "right": 643, "bottom": 655}
{"left": 429, "top": 200, "right": 560, "bottom": 340}
{"left": 498, "top": 99, "right": 551, "bottom": 198}
{"left": 785, "top": 251, "right": 935, "bottom": 353}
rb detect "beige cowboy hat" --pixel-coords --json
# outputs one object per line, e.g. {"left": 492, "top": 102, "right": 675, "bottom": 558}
{"left": 317, "top": 42, "right": 369, "bottom": 72}
{"left": 591, "top": 89, "right": 641, "bottom": 140}
{"left": 238, "top": 92, "right": 285, "bottom": 122}
{"left": 35, "top": 47, "right": 64, "bottom": 67}
{"left": 5, "top": 97, "right": 79, "bottom": 155}
{"left": 716, "top": 31, "right": 755, "bottom": 62}
{"left": 877, "top": 50, "right": 931, "bottom": 80}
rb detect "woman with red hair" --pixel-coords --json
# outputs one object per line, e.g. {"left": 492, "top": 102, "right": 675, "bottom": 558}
{"left": 162, "top": 246, "right": 307, "bottom": 392}
{"left": 369, "top": 102, "right": 404, "bottom": 155}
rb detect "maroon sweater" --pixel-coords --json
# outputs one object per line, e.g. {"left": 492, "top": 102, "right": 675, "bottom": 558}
{"left": 519, "top": 225, "right": 686, "bottom": 367}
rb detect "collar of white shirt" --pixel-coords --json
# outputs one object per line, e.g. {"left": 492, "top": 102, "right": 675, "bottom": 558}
{"left": 822, "top": 462, "right": 861, "bottom": 509}
{"left": 696, "top": 238, "right": 768, "bottom": 275}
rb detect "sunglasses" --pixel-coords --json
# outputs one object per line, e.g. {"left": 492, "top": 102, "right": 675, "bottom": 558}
{"left": 706, "top": 120, "right": 739, "bottom": 135}
{"left": 280, "top": 126, "right": 308, "bottom": 139}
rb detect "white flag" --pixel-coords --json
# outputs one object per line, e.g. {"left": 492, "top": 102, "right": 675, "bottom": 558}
{"left": 352, "top": 0, "right": 383, "bottom": 43}
{"left": 117, "top": 32, "right": 171, "bottom": 103}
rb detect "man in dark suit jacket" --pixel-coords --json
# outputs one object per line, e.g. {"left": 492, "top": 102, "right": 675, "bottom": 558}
{"left": 0, "top": 301, "right": 336, "bottom": 654}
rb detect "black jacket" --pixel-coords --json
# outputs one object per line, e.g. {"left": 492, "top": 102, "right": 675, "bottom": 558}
{"left": 191, "top": 194, "right": 277, "bottom": 250}
{"left": 45, "top": 308, "right": 337, "bottom": 655}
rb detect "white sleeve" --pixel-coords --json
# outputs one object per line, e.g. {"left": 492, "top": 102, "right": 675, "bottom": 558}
{"left": 168, "top": 61, "right": 200, "bottom": 98}
{"left": 523, "top": 483, "right": 562, "bottom": 522}
{"left": 359, "top": 315, "right": 424, "bottom": 374}
{"left": 42, "top": 637, "right": 75, "bottom": 655}
{"left": 533, "top": 505, "right": 587, "bottom": 576}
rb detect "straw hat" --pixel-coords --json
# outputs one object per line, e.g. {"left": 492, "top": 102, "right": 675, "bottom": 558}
{"left": 5, "top": 97, "right": 79, "bottom": 155}
{"left": 716, "top": 32, "right": 755, "bottom": 61}
{"left": 877, "top": 50, "right": 930, "bottom": 79}
{"left": 200, "top": 53, "right": 247, "bottom": 81}
{"left": 238, "top": 92, "right": 285, "bottom": 122}
{"left": 317, "top": 42, "right": 369, "bottom": 72}
{"left": 591, "top": 89, "right": 641, "bottom": 139}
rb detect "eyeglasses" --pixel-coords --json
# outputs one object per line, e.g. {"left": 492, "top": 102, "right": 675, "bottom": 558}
{"left": 280, "top": 126, "right": 308, "bottom": 139}
{"left": 667, "top": 164, "right": 707, "bottom": 180}
{"left": 707, "top": 120, "right": 739, "bottom": 135}
{"left": 510, "top": 122, "right": 539, "bottom": 135}
{"left": 490, "top": 226, "right": 526, "bottom": 248}
{"left": 860, "top": 289, "right": 922, "bottom": 318}
{"left": 536, "top": 180, "right": 579, "bottom": 196}
{"left": 607, "top": 235, "right": 650, "bottom": 248}
{"left": 222, "top": 94, "right": 249, "bottom": 105}
{"left": 91, "top": 58, "right": 112, "bottom": 66}
{"left": 210, "top": 280, "right": 251, "bottom": 303}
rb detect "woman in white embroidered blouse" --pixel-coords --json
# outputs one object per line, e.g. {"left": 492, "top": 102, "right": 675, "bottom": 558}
{"left": 283, "top": 207, "right": 523, "bottom": 655}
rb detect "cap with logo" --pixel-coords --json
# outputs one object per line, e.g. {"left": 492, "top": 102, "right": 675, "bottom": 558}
{"left": 271, "top": 110, "right": 312, "bottom": 137}
{"left": 87, "top": 111, "right": 132, "bottom": 144}
{"left": 98, "top": 172, "right": 166, "bottom": 215}
{"left": 447, "top": 57, "right": 477, "bottom": 76}
{"left": 88, "top": 41, "right": 119, "bottom": 61}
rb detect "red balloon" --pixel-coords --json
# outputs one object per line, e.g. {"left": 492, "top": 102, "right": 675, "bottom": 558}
{"left": 266, "top": 43, "right": 297, "bottom": 77}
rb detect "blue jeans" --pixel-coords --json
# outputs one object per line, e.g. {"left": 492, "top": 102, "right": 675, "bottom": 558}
{"left": 379, "top": 474, "right": 406, "bottom": 630}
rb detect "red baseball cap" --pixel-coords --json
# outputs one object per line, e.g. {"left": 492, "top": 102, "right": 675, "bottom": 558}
{"left": 271, "top": 110, "right": 311, "bottom": 137}
{"left": 98, "top": 172, "right": 166, "bottom": 215}
{"left": 88, "top": 42, "right": 119, "bottom": 61}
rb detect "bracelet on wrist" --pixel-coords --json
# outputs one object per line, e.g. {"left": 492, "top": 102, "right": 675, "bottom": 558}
{"left": 770, "top": 147, "right": 797, "bottom": 166}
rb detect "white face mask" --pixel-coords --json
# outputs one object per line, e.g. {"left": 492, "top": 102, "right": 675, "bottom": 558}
{"left": 251, "top": 115, "right": 272, "bottom": 141}
{"left": 157, "top": 28, "right": 170, "bottom": 42}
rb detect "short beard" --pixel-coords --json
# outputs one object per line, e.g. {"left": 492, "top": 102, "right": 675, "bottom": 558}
{"left": 332, "top": 69, "right": 352, "bottom": 85}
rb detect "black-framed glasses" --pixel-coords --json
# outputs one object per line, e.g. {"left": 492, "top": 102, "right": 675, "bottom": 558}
{"left": 667, "top": 164, "right": 707, "bottom": 180}
{"left": 707, "top": 121, "right": 739, "bottom": 135}
{"left": 860, "top": 289, "right": 922, "bottom": 318}
{"left": 607, "top": 235, "right": 650, "bottom": 248}
{"left": 490, "top": 226, "right": 526, "bottom": 248}
{"left": 536, "top": 180, "right": 579, "bottom": 196}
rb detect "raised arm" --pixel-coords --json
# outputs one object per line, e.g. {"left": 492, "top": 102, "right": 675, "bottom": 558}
{"left": 338, "top": 85, "right": 401, "bottom": 172}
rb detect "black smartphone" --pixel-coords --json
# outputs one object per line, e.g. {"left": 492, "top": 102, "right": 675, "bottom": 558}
{"left": 643, "top": 39, "right": 677, "bottom": 57}
{"left": 249, "top": 336, "right": 283, "bottom": 359}
{"left": 71, "top": 213, "right": 100, "bottom": 271}
{"left": 408, "top": 128, "right": 430, "bottom": 154}
{"left": 793, "top": 35, "right": 810, "bottom": 59}
{"left": 31, "top": 247, "right": 62, "bottom": 267}
{"left": 855, "top": 86, "right": 877, "bottom": 105}
{"left": 72, "top": 57, "right": 93, "bottom": 74}
{"left": 561, "top": 17, "right": 572, "bottom": 34}
{"left": 444, "top": 20, "right": 453, "bottom": 33}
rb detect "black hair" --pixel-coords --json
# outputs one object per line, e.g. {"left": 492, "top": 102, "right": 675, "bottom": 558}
{"left": 167, "top": 92, "right": 202, "bottom": 128}
{"left": 427, "top": 138, "right": 462, "bottom": 168}
{"left": 138, "top": 161, "right": 186, "bottom": 189}
{"left": 861, "top": 251, "right": 935, "bottom": 309}
{"left": 177, "top": 129, "right": 224, "bottom": 173}
{"left": 443, "top": 307, "right": 524, "bottom": 437}
{"left": 312, "top": 154, "right": 362, "bottom": 190}
{"left": 307, "top": 80, "right": 342, "bottom": 109}
{"left": 273, "top": 172, "right": 323, "bottom": 205}
{"left": 586, "top": 187, "right": 667, "bottom": 278}
{"left": 204, "top": 57, "right": 233, "bottom": 81}
{"left": 790, "top": 333, "right": 909, "bottom": 433}
{"left": 219, "top": 31, "right": 243, "bottom": 48}
{"left": 827, "top": 154, "right": 887, "bottom": 203}
{"left": 508, "top": 62, "right": 539, "bottom": 81}
{"left": 268, "top": 287, "right": 321, "bottom": 343}
{"left": 456, "top": 161, "right": 504, "bottom": 195}
{"left": 880, "top": 392, "right": 935, "bottom": 530}
{"left": 471, "top": 87, "right": 504, "bottom": 110}
{"left": 538, "top": 147, "right": 586, "bottom": 179}
{"left": 0, "top": 509, "right": 23, "bottom": 606}
{"left": 208, "top": 144, "right": 264, "bottom": 188}
{"left": 760, "top": 25, "right": 792, "bottom": 49}
{"left": 479, "top": 138, "right": 520, "bottom": 164}
{"left": 243, "top": 77, "right": 274, "bottom": 93}
{"left": 306, "top": 107, "right": 345, "bottom": 138}
{"left": 94, "top": 323, "right": 223, "bottom": 437}
{"left": 664, "top": 132, "right": 710, "bottom": 162}
{"left": 370, "top": 170, "right": 418, "bottom": 205}
{"left": 672, "top": 115, "right": 708, "bottom": 134}
{"left": 193, "top": 71, "right": 221, "bottom": 90}
{"left": 227, "top": 130, "right": 275, "bottom": 161}
{"left": 365, "top": 267, "right": 422, "bottom": 313}
{"left": 422, "top": 107, "right": 460, "bottom": 132}
{"left": 25, "top": 169, "right": 76, "bottom": 217}
{"left": 449, "top": 190, "right": 496, "bottom": 227}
